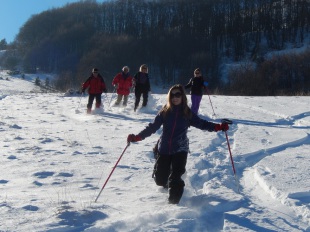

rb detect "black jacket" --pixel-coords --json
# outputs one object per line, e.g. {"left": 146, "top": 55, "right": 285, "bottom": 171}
{"left": 184, "top": 76, "right": 205, "bottom": 96}
{"left": 134, "top": 72, "right": 151, "bottom": 92}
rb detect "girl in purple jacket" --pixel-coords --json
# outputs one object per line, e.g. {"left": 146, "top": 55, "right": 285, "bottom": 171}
{"left": 127, "top": 84, "right": 229, "bottom": 204}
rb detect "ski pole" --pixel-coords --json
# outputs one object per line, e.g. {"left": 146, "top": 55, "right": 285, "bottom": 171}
{"left": 205, "top": 88, "right": 216, "bottom": 116}
{"left": 108, "top": 87, "right": 116, "bottom": 108}
{"left": 221, "top": 119, "right": 239, "bottom": 192}
{"left": 95, "top": 142, "right": 130, "bottom": 202}
{"left": 75, "top": 92, "right": 83, "bottom": 113}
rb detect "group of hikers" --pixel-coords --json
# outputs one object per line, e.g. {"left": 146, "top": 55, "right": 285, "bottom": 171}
{"left": 81, "top": 65, "right": 230, "bottom": 204}
{"left": 81, "top": 64, "right": 150, "bottom": 114}
{"left": 81, "top": 66, "right": 208, "bottom": 115}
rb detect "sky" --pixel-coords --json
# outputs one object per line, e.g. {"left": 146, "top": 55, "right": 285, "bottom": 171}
{"left": 0, "top": 71, "right": 309, "bottom": 231}
{"left": 0, "top": 0, "right": 105, "bottom": 43}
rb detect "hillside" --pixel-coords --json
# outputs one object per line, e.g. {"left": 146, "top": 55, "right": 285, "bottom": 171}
{"left": 0, "top": 74, "right": 309, "bottom": 231}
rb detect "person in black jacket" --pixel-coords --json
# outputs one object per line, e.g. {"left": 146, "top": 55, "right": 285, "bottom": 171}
{"left": 127, "top": 84, "right": 229, "bottom": 204}
{"left": 133, "top": 64, "right": 151, "bottom": 112}
{"left": 184, "top": 68, "right": 208, "bottom": 114}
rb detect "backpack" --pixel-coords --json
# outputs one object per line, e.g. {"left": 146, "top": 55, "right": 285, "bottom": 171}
{"left": 153, "top": 139, "right": 159, "bottom": 159}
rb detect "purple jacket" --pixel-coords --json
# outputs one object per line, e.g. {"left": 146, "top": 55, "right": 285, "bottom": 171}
{"left": 138, "top": 105, "right": 216, "bottom": 155}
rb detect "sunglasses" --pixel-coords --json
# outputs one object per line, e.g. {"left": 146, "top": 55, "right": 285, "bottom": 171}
{"left": 195, "top": 72, "right": 200, "bottom": 74}
{"left": 170, "top": 92, "right": 182, "bottom": 98}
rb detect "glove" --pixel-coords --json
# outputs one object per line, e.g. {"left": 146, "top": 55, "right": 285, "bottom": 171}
{"left": 214, "top": 123, "right": 229, "bottom": 132}
{"left": 81, "top": 88, "right": 85, "bottom": 93}
{"left": 103, "top": 89, "right": 108, "bottom": 93}
{"left": 127, "top": 134, "right": 142, "bottom": 143}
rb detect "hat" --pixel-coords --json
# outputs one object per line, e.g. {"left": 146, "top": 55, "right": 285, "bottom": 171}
{"left": 92, "top": 68, "right": 99, "bottom": 73}
{"left": 122, "top": 66, "right": 129, "bottom": 72}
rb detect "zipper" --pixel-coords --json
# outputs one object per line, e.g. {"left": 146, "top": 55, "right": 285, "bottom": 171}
{"left": 168, "top": 109, "right": 178, "bottom": 154}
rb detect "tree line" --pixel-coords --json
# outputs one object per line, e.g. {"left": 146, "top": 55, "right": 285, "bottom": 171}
{"left": 1, "top": 0, "right": 310, "bottom": 95}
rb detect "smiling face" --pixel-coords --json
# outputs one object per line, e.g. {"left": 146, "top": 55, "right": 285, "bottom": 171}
{"left": 170, "top": 89, "right": 182, "bottom": 105}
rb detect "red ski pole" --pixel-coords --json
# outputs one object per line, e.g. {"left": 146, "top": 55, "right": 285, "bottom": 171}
{"left": 221, "top": 119, "right": 239, "bottom": 192}
{"left": 224, "top": 131, "right": 240, "bottom": 192}
{"left": 95, "top": 142, "right": 130, "bottom": 202}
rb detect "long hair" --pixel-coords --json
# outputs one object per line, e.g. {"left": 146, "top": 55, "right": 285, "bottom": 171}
{"left": 161, "top": 84, "right": 192, "bottom": 119}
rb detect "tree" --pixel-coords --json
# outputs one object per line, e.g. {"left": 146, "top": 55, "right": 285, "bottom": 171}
{"left": 45, "top": 77, "right": 50, "bottom": 87}
{"left": 35, "top": 77, "right": 41, "bottom": 86}
{"left": 0, "top": 39, "right": 7, "bottom": 50}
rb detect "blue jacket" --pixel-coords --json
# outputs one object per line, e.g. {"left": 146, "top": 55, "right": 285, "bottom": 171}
{"left": 138, "top": 105, "right": 216, "bottom": 155}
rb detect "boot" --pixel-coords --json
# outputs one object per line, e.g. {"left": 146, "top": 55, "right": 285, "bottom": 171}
{"left": 95, "top": 102, "right": 101, "bottom": 108}
{"left": 87, "top": 108, "right": 92, "bottom": 114}
{"left": 168, "top": 182, "right": 184, "bottom": 204}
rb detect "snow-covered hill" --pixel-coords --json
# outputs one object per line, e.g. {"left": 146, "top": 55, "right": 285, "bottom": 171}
{"left": 0, "top": 74, "right": 309, "bottom": 231}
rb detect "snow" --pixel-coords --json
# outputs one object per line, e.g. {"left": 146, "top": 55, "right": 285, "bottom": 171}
{"left": 1, "top": 70, "right": 309, "bottom": 231}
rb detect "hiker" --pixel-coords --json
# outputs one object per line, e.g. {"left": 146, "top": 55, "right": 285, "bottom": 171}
{"left": 112, "top": 66, "right": 133, "bottom": 107}
{"left": 184, "top": 68, "right": 208, "bottom": 114}
{"left": 127, "top": 84, "right": 229, "bottom": 204}
{"left": 133, "top": 64, "right": 151, "bottom": 111}
{"left": 81, "top": 68, "right": 107, "bottom": 114}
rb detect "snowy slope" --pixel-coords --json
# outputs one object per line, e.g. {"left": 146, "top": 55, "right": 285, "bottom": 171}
{"left": 0, "top": 73, "right": 309, "bottom": 231}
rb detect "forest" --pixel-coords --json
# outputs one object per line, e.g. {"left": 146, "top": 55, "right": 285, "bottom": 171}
{"left": 1, "top": 0, "right": 310, "bottom": 95}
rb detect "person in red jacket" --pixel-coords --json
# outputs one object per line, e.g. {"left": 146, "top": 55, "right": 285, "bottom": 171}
{"left": 82, "top": 68, "right": 107, "bottom": 114}
{"left": 112, "top": 66, "right": 133, "bottom": 106}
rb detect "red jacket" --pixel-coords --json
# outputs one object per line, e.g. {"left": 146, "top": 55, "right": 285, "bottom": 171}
{"left": 112, "top": 72, "right": 133, "bottom": 95}
{"left": 82, "top": 74, "right": 107, "bottom": 94}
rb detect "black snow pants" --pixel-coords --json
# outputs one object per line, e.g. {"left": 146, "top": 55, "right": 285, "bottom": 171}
{"left": 87, "top": 93, "right": 102, "bottom": 109}
{"left": 134, "top": 88, "right": 148, "bottom": 109}
{"left": 153, "top": 152, "right": 188, "bottom": 204}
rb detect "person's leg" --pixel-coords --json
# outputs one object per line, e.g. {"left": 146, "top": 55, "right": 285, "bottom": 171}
{"left": 153, "top": 154, "right": 171, "bottom": 188}
{"left": 168, "top": 152, "right": 188, "bottom": 204}
{"left": 134, "top": 90, "right": 142, "bottom": 111}
{"left": 142, "top": 90, "right": 148, "bottom": 107}
{"left": 196, "top": 95, "right": 202, "bottom": 113}
{"left": 191, "top": 95, "right": 202, "bottom": 114}
{"left": 123, "top": 95, "right": 128, "bottom": 106}
{"left": 87, "top": 94, "right": 95, "bottom": 113}
{"left": 114, "top": 94, "right": 122, "bottom": 105}
{"left": 95, "top": 94, "right": 102, "bottom": 108}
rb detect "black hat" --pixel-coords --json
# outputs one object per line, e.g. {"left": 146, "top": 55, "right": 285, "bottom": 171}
{"left": 92, "top": 68, "right": 99, "bottom": 73}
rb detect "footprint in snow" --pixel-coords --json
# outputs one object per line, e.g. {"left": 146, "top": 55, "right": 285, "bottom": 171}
{"left": 33, "top": 171, "right": 55, "bottom": 179}
{"left": 9, "top": 124, "right": 22, "bottom": 129}
{"left": 33, "top": 181, "right": 43, "bottom": 186}
{"left": 57, "top": 172, "right": 74, "bottom": 177}
{"left": 22, "top": 205, "right": 39, "bottom": 211}
{"left": 7, "top": 155, "right": 17, "bottom": 159}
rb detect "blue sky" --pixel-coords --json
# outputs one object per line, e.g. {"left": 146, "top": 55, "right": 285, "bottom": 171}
{"left": 0, "top": 0, "right": 105, "bottom": 43}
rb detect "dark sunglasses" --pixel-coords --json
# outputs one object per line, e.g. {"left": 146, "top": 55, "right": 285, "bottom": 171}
{"left": 195, "top": 72, "right": 200, "bottom": 74}
{"left": 170, "top": 92, "right": 182, "bottom": 98}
